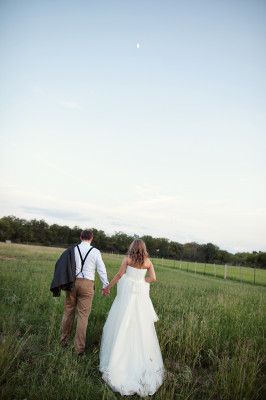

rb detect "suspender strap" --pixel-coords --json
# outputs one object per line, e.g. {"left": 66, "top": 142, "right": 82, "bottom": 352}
{"left": 76, "top": 245, "right": 94, "bottom": 278}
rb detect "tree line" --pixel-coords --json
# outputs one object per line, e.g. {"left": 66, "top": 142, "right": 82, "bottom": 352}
{"left": 0, "top": 215, "right": 265, "bottom": 269}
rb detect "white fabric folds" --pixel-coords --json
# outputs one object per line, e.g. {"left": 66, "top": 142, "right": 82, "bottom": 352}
{"left": 99, "top": 266, "right": 164, "bottom": 397}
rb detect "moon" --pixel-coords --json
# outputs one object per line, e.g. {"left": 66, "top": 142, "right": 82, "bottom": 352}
{"left": 137, "top": 43, "right": 140, "bottom": 48}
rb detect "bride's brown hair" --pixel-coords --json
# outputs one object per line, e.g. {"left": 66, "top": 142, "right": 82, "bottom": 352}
{"left": 127, "top": 239, "right": 148, "bottom": 266}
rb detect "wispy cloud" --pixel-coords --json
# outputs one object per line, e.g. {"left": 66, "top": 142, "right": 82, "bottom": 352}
{"left": 118, "top": 195, "right": 177, "bottom": 215}
{"left": 22, "top": 206, "right": 87, "bottom": 221}
{"left": 7, "top": 141, "right": 85, "bottom": 185}
{"left": 31, "top": 85, "right": 84, "bottom": 112}
{"left": 110, "top": 221, "right": 132, "bottom": 228}
{"left": 61, "top": 101, "right": 83, "bottom": 111}
{"left": 133, "top": 184, "right": 155, "bottom": 194}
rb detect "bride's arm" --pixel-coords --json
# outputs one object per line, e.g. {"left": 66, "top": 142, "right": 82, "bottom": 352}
{"left": 103, "top": 256, "right": 128, "bottom": 292}
{"left": 145, "top": 262, "right": 156, "bottom": 283}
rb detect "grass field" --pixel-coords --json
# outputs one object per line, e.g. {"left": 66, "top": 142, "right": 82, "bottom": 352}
{"left": 0, "top": 243, "right": 265, "bottom": 399}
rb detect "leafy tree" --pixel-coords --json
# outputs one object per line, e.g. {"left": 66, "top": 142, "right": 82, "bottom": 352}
{"left": 246, "top": 254, "right": 257, "bottom": 267}
{"left": 91, "top": 229, "right": 110, "bottom": 250}
{"left": 155, "top": 238, "right": 170, "bottom": 258}
{"left": 111, "top": 232, "right": 133, "bottom": 253}
{"left": 141, "top": 235, "right": 157, "bottom": 256}
{"left": 0, "top": 215, "right": 14, "bottom": 241}
{"left": 169, "top": 241, "right": 183, "bottom": 259}
{"left": 0, "top": 215, "right": 265, "bottom": 269}
{"left": 217, "top": 249, "right": 231, "bottom": 264}
{"left": 257, "top": 252, "right": 266, "bottom": 269}
{"left": 204, "top": 243, "right": 218, "bottom": 263}
{"left": 183, "top": 242, "right": 200, "bottom": 261}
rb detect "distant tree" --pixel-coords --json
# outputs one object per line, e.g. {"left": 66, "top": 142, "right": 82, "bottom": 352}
{"left": 141, "top": 235, "right": 157, "bottom": 256}
{"left": 204, "top": 243, "right": 218, "bottom": 263}
{"left": 257, "top": 252, "right": 266, "bottom": 269}
{"left": 92, "top": 228, "right": 109, "bottom": 250}
{"left": 56, "top": 225, "right": 71, "bottom": 245}
{"left": 235, "top": 252, "right": 251, "bottom": 266}
{"left": 49, "top": 224, "right": 61, "bottom": 244}
{"left": 169, "top": 241, "right": 183, "bottom": 259}
{"left": 246, "top": 254, "right": 257, "bottom": 267}
{"left": 183, "top": 242, "right": 200, "bottom": 261}
{"left": 217, "top": 249, "right": 231, "bottom": 263}
{"left": 0, "top": 215, "right": 265, "bottom": 269}
{"left": 0, "top": 215, "right": 14, "bottom": 241}
{"left": 155, "top": 238, "right": 170, "bottom": 258}
{"left": 111, "top": 232, "right": 133, "bottom": 253}
{"left": 196, "top": 244, "right": 207, "bottom": 263}
{"left": 69, "top": 225, "right": 82, "bottom": 244}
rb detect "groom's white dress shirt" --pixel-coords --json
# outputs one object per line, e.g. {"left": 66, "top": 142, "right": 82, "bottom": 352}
{"left": 75, "top": 241, "right": 109, "bottom": 288}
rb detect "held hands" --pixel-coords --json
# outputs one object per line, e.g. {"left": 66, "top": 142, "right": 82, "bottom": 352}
{"left": 102, "top": 287, "right": 110, "bottom": 296}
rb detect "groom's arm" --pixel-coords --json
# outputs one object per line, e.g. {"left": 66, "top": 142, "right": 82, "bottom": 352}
{"left": 95, "top": 251, "right": 109, "bottom": 288}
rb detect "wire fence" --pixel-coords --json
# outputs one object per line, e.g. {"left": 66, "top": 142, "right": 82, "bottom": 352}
{"left": 149, "top": 257, "right": 266, "bottom": 287}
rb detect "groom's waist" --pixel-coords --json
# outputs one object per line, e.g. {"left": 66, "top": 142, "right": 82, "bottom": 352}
{"left": 76, "top": 277, "right": 94, "bottom": 281}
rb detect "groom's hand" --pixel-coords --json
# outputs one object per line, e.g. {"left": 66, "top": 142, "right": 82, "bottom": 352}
{"left": 102, "top": 288, "right": 110, "bottom": 296}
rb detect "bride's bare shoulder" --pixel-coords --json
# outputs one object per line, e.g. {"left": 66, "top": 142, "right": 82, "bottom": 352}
{"left": 145, "top": 258, "right": 153, "bottom": 269}
{"left": 126, "top": 255, "right": 132, "bottom": 264}
{"left": 139, "top": 258, "right": 152, "bottom": 269}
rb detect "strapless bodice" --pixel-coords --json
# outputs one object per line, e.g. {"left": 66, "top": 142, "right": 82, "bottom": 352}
{"left": 125, "top": 265, "right": 147, "bottom": 282}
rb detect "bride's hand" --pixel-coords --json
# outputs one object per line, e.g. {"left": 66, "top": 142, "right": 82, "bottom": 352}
{"left": 102, "top": 287, "right": 110, "bottom": 296}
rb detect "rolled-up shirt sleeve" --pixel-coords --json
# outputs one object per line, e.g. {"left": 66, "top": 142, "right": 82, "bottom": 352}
{"left": 96, "top": 251, "right": 109, "bottom": 288}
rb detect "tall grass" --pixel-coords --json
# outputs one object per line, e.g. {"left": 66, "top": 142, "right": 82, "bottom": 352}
{"left": 0, "top": 243, "right": 265, "bottom": 399}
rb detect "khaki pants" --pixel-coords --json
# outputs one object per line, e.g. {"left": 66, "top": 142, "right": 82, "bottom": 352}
{"left": 60, "top": 278, "right": 95, "bottom": 354}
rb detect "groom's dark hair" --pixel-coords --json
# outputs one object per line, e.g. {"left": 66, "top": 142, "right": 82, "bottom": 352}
{"left": 80, "top": 230, "right": 93, "bottom": 240}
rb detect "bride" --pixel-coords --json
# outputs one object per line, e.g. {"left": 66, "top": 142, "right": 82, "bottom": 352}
{"left": 100, "top": 239, "right": 164, "bottom": 397}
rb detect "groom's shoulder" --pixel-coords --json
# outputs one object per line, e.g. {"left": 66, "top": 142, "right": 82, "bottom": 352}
{"left": 92, "top": 247, "right": 104, "bottom": 257}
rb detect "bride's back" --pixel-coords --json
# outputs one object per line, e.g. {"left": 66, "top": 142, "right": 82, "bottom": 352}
{"left": 126, "top": 265, "right": 147, "bottom": 282}
{"left": 127, "top": 255, "right": 151, "bottom": 270}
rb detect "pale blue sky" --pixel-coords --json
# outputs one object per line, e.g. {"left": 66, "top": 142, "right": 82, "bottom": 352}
{"left": 0, "top": 0, "right": 265, "bottom": 253}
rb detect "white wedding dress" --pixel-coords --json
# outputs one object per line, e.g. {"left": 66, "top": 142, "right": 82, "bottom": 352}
{"left": 99, "top": 266, "right": 164, "bottom": 397}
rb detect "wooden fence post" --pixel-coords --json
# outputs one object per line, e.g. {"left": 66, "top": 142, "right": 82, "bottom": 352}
{"left": 224, "top": 264, "right": 227, "bottom": 280}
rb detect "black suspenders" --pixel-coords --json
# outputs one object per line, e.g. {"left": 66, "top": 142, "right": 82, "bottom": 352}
{"left": 76, "top": 245, "right": 94, "bottom": 278}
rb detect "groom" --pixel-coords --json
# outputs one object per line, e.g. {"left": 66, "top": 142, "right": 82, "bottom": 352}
{"left": 60, "top": 229, "right": 110, "bottom": 355}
